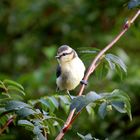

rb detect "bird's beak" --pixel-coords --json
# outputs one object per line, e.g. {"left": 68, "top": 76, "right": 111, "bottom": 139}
{"left": 55, "top": 55, "right": 60, "bottom": 59}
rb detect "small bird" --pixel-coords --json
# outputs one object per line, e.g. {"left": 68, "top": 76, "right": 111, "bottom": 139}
{"left": 56, "top": 45, "right": 85, "bottom": 98}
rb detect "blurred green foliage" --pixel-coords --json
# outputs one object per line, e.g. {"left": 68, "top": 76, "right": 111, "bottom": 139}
{"left": 0, "top": 0, "right": 140, "bottom": 139}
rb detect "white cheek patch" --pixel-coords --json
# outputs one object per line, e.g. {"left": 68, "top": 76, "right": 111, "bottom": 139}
{"left": 58, "top": 50, "right": 73, "bottom": 59}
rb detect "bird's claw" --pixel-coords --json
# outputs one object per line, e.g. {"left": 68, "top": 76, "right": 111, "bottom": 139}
{"left": 80, "top": 80, "right": 88, "bottom": 85}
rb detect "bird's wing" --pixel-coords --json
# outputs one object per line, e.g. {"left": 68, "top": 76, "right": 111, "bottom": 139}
{"left": 56, "top": 64, "right": 61, "bottom": 78}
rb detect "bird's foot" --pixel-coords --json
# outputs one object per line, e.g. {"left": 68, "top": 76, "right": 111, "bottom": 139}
{"left": 66, "top": 90, "right": 73, "bottom": 100}
{"left": 80, "top": 80, "right": 88, "bottom": 85}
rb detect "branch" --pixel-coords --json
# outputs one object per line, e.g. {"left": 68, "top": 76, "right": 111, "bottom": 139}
{"left": 55, "top": 9, "right": 140, "bottom": 140}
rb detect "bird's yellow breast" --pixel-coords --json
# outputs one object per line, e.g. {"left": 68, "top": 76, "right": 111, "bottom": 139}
{"left": 56, "top": 57, "right": 85, "bottom": 91}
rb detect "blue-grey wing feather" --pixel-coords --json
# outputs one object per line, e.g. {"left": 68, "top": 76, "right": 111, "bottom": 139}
{"left": 56, "top": 65, "right": 61, "bottom": 78}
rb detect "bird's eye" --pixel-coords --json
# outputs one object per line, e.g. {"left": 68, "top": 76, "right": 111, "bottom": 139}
{"left": 63, "top": 53, "right": 67, "bottom": 56}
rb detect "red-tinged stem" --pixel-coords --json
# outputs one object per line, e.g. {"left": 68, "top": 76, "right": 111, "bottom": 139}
{"left": 0, "top": 116, "right": 16, "bottom": 134}
{"left": 55, "top": 9, "right": 140, "bottom": 140}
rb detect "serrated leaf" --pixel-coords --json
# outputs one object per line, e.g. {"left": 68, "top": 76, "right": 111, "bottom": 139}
{"left": 105, "top": 54, "right": 127, "bottom": 73}
{"left": 98, "top": 102, "right": 107, "bottom": 119}
{"left": 18, "top": 120, "right": 34, "bottom": 128}
{"left": 111, "top": 101, "right": 126, "bottom": 113}
{"left": 3, "top": 79, "right": 24, "bottom": 91}
{"left": 70, "top": 92, "right": 102, "bottom": 113}
{"left": 5, "top": 100, "right": 31, "bottom": 111}
{"left": 7, "top": 85, "right": 26, "bottom": 95}
{"left": 128, "top": 0, "right": 140, "bottom": 9}
{"left": 16, "top": 108, "right": 36, "bottom": 118}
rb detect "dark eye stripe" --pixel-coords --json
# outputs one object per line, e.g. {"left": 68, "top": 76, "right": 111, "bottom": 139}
{"left": 63, "top": 53, "right": 66, "bottom": 56}
{"left": 59, "top": 50, "right": 73, "bottom": 58}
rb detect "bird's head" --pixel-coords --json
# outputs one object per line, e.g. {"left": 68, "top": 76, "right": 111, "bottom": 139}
{"left": 56, "top": 45, "right": 77, "bottom": 63}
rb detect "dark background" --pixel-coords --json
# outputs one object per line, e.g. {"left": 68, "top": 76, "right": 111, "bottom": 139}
{"left": 0, "top": 0, "right": 140, "bottom": 139}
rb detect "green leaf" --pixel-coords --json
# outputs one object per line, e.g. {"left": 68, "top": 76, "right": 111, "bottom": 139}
{"left": 128, "top": 0, "right": 140, "bottom": 9}
{"left": 59, "top": 95, "right": 70, "bottom": 104}
{"left": 86, "top": 105, "right": 94, "bottom": 115}
{"left": 46, "top": 119, "right": 56, "bottom": 135}
{"left": 105, "top": 53, "right": 127, "bottom": 73}
{"left": 80, "top": 50, "right": 98, "bottom": 54}
{"left": 33, "top": 125, "right": 42, "bottom": 135}
{"left": 77, "top": 133, "right": 85, "bottom": 139}
{"left": 40, "top": 97, "right": 58, "bottom": 112}
{"left": 7, "top": 85, "right": 26, "bottom": 95}
{"left": 98, "top": 102, "right": 107, "bottom": 119}
{"left": 70, "top": 92, "right": 102, "bottom": 113}
{"left": 36, "top": 133, "right": 47, "bottom": 140}
{"left": 3, "top": 79, "right": 24, "bottom": 91}
{"left": 18, "top": 120, "right": 34, "bottom": 130}
{"left": 43, "top": 115, "right": 64, "bottom": 124}
{"left": 86, "top": 91, "right": 102, "bottom": 102}
{"left": 78, "top": 47, "right": 99, "bottom": 55}
{"left": 111, "top": 101, "right": 126, "bottom": 113}
{"left": 105, "top": 89, "right": 132, "bottom": 120}
{"left": 77, "top": 132, "right": 93, "bottom": 140}
{"left": 48, "top": 97, "right": 59, "bottom": 109}
{"left": 106, "top": 58, "right": 115, "bottom": 70}
{"left": 39, "top": 98, "right": 51, "bottom": 110}
{"left": 105, "top": 89, "right": 130, "bottom": 101}
{"left": 58, "top": 96, "right": 70, "bottom": 113}
{"left": 33, "top": 124, "right": 47, "bottom": 140}
{"left": 95, "top": 62, "right": 108, "bottom": 79}
{"left": 70, "top": 96, "right": 86, "bottom": 112}
{"left": 5, "top": 100, "right": 31, "bottom": 111}
{"left": 123, "top": 98, "right": 132, "bottom": 121}
{"left": 16, "top": 108, "right": 36, "bottom": 118}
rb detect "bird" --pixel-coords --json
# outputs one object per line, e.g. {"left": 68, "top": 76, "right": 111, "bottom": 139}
{"left": 56, "top": 45, "right": 86, "bottom": 99}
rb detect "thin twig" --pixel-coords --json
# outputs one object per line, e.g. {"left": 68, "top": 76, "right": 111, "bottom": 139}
{"left": 55, "top": 9, "right": 140, "bottom": 140}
